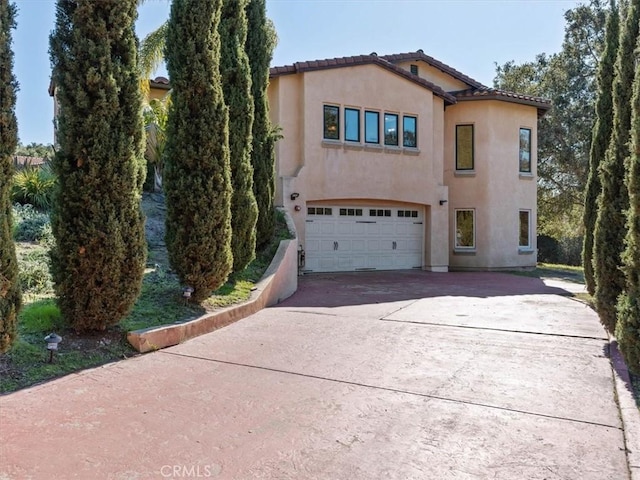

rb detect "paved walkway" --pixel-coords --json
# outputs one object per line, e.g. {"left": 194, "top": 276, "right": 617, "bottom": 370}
{"left": 0, "top": 271, "right": 636, "bottom": 479}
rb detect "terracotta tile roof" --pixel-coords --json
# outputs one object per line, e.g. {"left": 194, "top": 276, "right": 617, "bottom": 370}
{"left": 380, "top": 50, "right": 485, "bottom": 89}
{"left": 13, "top": 156, "right": 47, "bottom": 168}
{"left": 270, "top": 50, "right": 552, "bottom": 113}
{"left": 269, "top": 53, "right": 457, "bottom": 104}
{"left": 453, "top": 87, "right": 552, "bottom": 115}
{"left": 149, "top": 76, "right": 171, "bottom": 90}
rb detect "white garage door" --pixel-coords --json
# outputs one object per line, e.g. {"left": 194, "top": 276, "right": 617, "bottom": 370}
{"left": 304, "top": 205, "right": 423, "bottom": 273}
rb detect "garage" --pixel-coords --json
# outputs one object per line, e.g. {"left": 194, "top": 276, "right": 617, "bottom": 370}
{"left": 303, "top": 205, "right": 424, "bottom": 273}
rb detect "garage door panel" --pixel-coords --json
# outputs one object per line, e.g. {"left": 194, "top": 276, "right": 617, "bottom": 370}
{"left": 305, "top": 205, "right": 423, "bottom": 273}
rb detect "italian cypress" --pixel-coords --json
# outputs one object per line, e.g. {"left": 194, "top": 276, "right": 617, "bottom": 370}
{"left": 245, "top": 0, "right": 277, "bottom": 249}
{"left": 0, "top": 0, "right": 21, "bottom": 352}
{"left": 583, "top": 0, "right": 619, "bottom": 295}
{"left": 616, "top": 30, "right": 640, "bottom": 373}
{"left": 592, "top": 0, "right": 639, "bottom": 333}
{"left": 615, "top": 12, "right": 640, "bottom": 375}
{"left": 49, "top": 0, "right": 147, "bottom": 331}
{"left": 219, "top": 0, "right": 258, "bottom": 273}
{"left": 164, "top": 0, "right": 232, "bottom": 301}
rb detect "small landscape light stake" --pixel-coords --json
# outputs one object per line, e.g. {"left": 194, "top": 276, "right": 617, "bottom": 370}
{"left": 182, "top": 286, "right": 194, "bottom": 305}
{"left": 44, "top": 333, "right": 62, "bottom": 363}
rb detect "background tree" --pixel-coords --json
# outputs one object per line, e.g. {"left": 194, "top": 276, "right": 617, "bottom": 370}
{"left": 14, "top": 142, "right": 54, "bottom": 160}
{"left": 616, "top": 24, "right": 640, "bottom": 374}
{"left": 246, "top": 0, "right": 278, "bottom": 249}
{"left": 164, "top": 0, "right": 232, "bottom": 301}
{"left": 0, "top": 0, "right": 21, "bottom": 352}
{"left": 583, "top": 0, "right": 619, "bottom": 295}
{"left": 220, "top": 0, "right": 258, "bottom": 273}
{"left": 494, "top": 0, "right": 607, "bottom": 264}
{"left": 142, "top": 96, "right": 170, "bottom": 192}
{"left": 593, "top": 0, "right": 639, "bottom": 333}
{"left": 49, "top": 0, "right": 147, "bottom": 331}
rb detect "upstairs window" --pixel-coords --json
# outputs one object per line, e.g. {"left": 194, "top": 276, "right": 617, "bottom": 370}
{"left": 410, "top": 64, "right": 419, "bottom": 75}
{"left": 456, "top": 124, "right": 474, "bottom": 170}
{"left": 365, "top": 111, "right": 379, "bottom": 144}
{"left": 519, "top": 128, "right": 532, "bottom": 173}
{"left": 323, "top": 105, "right": 339, "bottom": 140}
{"left": 403, "top": 116, "right": 417, "bottom": 148}
{"left": 384, "top": 113, "right": 399, "bottom": 146}
{"left": 344, "top": 108, "right": 360, "bottom": 142}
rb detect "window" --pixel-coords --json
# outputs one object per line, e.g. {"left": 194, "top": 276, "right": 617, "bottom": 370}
{"left": 456, "top": 125, "right": 474, "bottom": 170}
{"left": 519, "top": 128, "right": 532, "bottom": 173}
{"left": 370, "top": 209, "right": 391, "bottom": 217}
{"left": 384, "top": 113, "right": 399, "bottom": 146}
{"left": 455, "top": 209, "right": 475, "bottom": 249}
{"left": 398, "top": 210, "right": 418, "bottom": 218}
{"left": 344, "top": 108, "right": 360, "bottom": 142}
{"left": 365, "top": 111, "right": 379, "bottom": 144}
{"left": 323, "top": 105, "right": 339, "bottom": 140}
{"left": 410, "top": 64, "right": 418, "bottom": 75}
{"left": 308, "top": 207, "right": 333, "bottom": 216}
{"left": 519, "top": 210, "right": 531, "bottom": 248}
{"left": 339, "top": 208, "right": 363, "bottom": 216}
{"left": 403, "top": 116, "right": 417, "bottom": 148}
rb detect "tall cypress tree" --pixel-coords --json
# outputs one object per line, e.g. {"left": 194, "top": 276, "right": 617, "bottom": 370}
{"left": 245, "top": 0, "right": 277, "bottom": 249}
{"left": 583, "top": 0, "right": 619, "bottom": 296}
{"left": 220, "top": 0, "right": 258, "bottom": 273}
{"left": 616, "top": 29, "right": 640, "bottom": 374}
{"left": 49, "top": 0, "right": 147, "bottom": 331}
{"left": 164, "top": 0, "right": 232, "bottom": 301}
{"left": 0, "top": 0, "right": 21, "bottom": 352}
{"left": 592, "top": 0, "right": 639, "bottom": 333}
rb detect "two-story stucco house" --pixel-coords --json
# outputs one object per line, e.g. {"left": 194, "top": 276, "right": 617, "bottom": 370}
{"left": 268, "top": 50, "right": 550, "bottom": 273}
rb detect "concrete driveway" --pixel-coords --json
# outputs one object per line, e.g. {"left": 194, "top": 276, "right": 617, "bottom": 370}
{"left": 0, "top": 271, "right": 633, "bottom": 479}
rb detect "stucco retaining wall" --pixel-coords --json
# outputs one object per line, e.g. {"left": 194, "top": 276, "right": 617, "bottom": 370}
{"left": 128, "top": 211, "right": 299, "bottom": 353}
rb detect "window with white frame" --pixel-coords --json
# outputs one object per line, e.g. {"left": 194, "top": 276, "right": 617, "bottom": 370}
{"left": 519, "top": 210, "right": 531, "bottom": 248}
{"left": 519, "top": 128, "right": 532, "bottom": 173}
{"left": 455, "top": 209, "right": 475, "bottom": 249}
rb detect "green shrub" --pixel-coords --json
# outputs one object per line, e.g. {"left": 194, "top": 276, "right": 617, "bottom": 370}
{"left": 12, "top": 204, "right": 51, "bottom": 243}
{"left": 19, "top": 299, "right": 64, "bottom": 334}
{"left": 17, "top": 247, "right": 53, "bottom": 296}
{"left": 11, "top": 163, "right": 56, "bottom": 211}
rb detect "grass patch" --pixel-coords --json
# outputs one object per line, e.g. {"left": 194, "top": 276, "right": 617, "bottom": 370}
{"left": 509, "top": 262, "right": 585, "bottom": 284}
{"left": 2, "top": 199, "right": 294, "bottom": 394}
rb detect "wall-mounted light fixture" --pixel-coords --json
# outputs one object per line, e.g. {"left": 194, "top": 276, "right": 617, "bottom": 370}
{"left": 439, "top": 200, "right": 448, "bottom": 205}
{"left": 290, "top": 192, "right": 300, "bottom": 200}
{"left": 294, "top": 205, "right": 301, "bottom": 211}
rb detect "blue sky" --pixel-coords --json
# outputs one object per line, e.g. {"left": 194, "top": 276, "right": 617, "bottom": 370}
{"left": 12, "top": 0, "right": 579, "bottom": 145}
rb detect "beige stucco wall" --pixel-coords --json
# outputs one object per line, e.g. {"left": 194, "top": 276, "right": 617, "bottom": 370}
{"left": 393, "top": 60, "right": 470, "bottom": 92}
{"left": 269, "top": 64, "right": 449, "bottom": 270}
{"left": 444, "top": 100, "right": 538, "bottom": 269}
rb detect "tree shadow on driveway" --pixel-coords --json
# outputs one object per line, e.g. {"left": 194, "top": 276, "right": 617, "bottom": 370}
{"left": 276, "top": 270, "right": 578, "bottom": 309}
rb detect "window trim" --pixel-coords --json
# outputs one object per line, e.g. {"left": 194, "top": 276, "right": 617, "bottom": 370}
{"left": 364, "top": 110, "right": 380, "bottom": 144}
{"left": 403, "top": 115, "right": 417, "bottom": 148}
{"left": 323, "top": 105, "right": 340, "bottom": 140}
{"left": 519, "top": 209, "right": 532, "bottom": 250}
{"left": 454, "top": 208, "right": 476, "bottom": 250}
{"left": 456, "top": 124, "right": 474, "bottom": 171}
{"left": 519, "top": 127, "right": 532, "bottom": 173}
{"left": 344, "top": 107, "right": 360, "bottom": 143}
{"left": 384, "top": 113, "right": 399, "bottom": 146}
